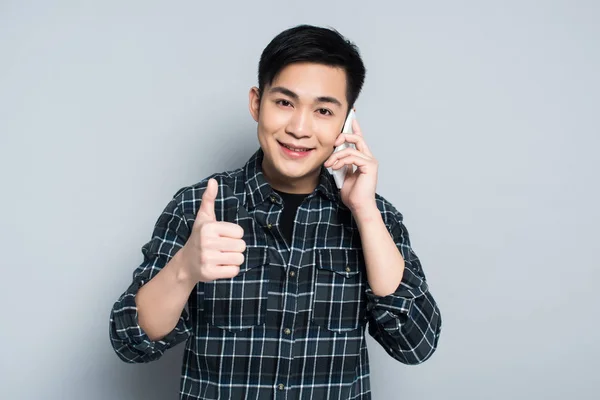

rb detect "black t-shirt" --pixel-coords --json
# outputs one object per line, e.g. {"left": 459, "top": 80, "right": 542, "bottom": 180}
{"left": 273, "top": 189, "right": 309, "bottom": 246}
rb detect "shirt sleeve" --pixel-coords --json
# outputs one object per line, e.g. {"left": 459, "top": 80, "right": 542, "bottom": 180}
{"left": 109, "top": 191, "right": 193, "bottom": 363}
{"left": 365, "top": 199, "right": 442, "bottom": 365}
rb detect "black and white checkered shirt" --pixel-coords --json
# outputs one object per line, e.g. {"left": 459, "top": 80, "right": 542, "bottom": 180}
{"left": 110, "top": 148, "right": 442, "bottom": 399}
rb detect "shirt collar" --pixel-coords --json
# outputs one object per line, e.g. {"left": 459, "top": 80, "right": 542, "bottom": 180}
{"left": 244, "top": 148, "right": 345, "bottom": 210}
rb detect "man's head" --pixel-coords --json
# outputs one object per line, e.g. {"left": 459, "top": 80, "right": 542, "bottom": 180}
{"left": 249, "top": 25, "right": 366, "bottom": 194}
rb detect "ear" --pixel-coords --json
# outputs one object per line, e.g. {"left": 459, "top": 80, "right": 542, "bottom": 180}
{"left": 249, "top": 86, "right": 261, "bottom": 122}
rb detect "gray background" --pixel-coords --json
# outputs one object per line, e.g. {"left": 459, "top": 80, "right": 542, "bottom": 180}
{"left": 1, "top": 0, "right": 598, "bottom": 399}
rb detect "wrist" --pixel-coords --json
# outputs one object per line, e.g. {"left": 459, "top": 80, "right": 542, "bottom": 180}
{"left": 171, "top": 247, "right": 196, "bottom": 287}
{"left": 351, "top": 202, "right": 380, "bottom": 224}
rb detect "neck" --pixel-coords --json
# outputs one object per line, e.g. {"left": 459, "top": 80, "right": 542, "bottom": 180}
{"left": 261, "top": 158, "right": 319, "bottom": 195}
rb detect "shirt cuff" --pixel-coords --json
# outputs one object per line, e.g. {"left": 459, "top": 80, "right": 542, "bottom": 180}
{"left": 365, "top": 267, "right": 429, "bottom": 316}
{"left": 114, "top": 278, "right": 191, "bottom": 356}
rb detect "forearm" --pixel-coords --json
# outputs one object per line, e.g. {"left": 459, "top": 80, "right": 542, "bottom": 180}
{"left": 356, "top": 203, "right": 442, "bottom": 364}
{"left": 354, "top": 203, "right": 405, "bottom": 297}
{"left": 136, "top": 248, "right": 197, "bottom": 341}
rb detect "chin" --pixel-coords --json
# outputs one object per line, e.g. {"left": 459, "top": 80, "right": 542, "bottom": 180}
{"left": 275, "top": 160, "right": 320, "bottom": 179}
{"left": 275, "top": 165, "right": 310, "bottom": 179}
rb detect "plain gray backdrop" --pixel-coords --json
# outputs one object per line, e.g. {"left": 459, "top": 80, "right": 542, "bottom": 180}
{"left": 1, "top": 0, "right": 598, "bottom": 399}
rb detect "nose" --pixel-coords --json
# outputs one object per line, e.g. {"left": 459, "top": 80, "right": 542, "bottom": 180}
{"left": 285, "top": 109, "right": 311, "bottom": 138}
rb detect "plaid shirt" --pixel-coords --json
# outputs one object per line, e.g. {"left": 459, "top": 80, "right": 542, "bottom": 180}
{"left": 110, "top": 148, "right": 441, "bottom": 399}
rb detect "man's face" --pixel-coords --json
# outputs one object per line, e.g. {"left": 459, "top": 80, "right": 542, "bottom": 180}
{"left": 249, "top": 62, "right": 349, "bottom": 193}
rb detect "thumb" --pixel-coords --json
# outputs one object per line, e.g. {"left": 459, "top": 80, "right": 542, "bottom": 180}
{"left": 197, "top": 178, "right": 218, "bottom": 222}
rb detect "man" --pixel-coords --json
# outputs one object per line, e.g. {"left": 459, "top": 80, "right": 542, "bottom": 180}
{"left": 110, "top": 24, "right": 442, "bottom": 399}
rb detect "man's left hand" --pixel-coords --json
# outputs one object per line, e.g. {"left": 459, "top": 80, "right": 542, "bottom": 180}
{"left": 323, "top": 117, "right": 378, "bottom": 215}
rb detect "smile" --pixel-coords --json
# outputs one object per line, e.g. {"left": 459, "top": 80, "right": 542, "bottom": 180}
{"left": 278, "top": 141, "right": 314, "bottom": 158}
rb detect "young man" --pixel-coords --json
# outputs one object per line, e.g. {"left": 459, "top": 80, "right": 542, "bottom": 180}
{"left": 110, "top": 25, "right": 441, "bottom": 399}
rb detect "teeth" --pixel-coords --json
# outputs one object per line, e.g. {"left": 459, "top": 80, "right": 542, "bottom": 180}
{"left": 283, "top": 144, "right": 309, "bottom": 152}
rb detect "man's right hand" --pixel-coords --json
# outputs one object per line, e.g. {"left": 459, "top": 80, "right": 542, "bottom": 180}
{"left": 180, "top": 178, "right": 246, "bottom": 283}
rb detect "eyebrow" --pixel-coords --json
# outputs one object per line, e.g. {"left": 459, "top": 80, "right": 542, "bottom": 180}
{"left": 268, "top": 86, "right": 343, "bottom": 107}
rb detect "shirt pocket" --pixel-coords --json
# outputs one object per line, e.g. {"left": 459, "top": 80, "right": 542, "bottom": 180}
{"left": 312, "top": 248, "right": 367, "bottom": 333}
{"left": 203, "top": 246, "right": 269, "bottom": 331}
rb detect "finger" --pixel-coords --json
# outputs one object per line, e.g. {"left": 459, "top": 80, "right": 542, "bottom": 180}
{"left": 325, "top": 147, "right": 370, "bottom": 167}
{"left": 333, "top": 133, "right": 372, "bottom": 157}
{"left": 208, "top": 266, "right": 241, "bottom": 280}
{"left": 214, "top": 237, "right": 247, "bottom": 253}
{"left": 351, "top": 118, "right": 363, "bottom": 137}
{"left": 203, "top": 249, "right": 245, "bottom": 266}
{"left": 215, "top": 251, "right": 245, "bottom": 266}
{"left": 330, "top": 154, "right": 372, "bottom": 170}
{"left": 197, "top": 178, "right": 218, "bottom": 222}
{"left": 210, "top": 221, "right": 245, "bottom": 239}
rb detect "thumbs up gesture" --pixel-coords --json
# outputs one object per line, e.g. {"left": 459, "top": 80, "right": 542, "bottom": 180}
{"left": 180, "top": 178, "right": 246, "bottom": 283}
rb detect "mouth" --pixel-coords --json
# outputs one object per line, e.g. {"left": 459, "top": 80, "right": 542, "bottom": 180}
{"left": 277, "top": 141, "right": 315, "bottom": 158}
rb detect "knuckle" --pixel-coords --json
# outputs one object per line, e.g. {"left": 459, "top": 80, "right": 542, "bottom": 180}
{"left": 198, "top": 222, "right": 212, "bottom": 236}
{"left": 199, "top": 252, "right": 211, "bottom": 265}
{"left": 236, "top": 225, "right": 245, "bottom": 238}
{"left": 223, "top": 267, "right": 240, "bottom": 279}
{"left": 199, "top": 271, "right": 214, "bottom": 283}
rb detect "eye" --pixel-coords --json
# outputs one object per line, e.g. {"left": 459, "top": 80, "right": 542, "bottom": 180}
{"left": 317, "top": 108, "right": 333, "bottom": 116}
{"left": 276, "top": 99, "right": 293, "bottom": 107}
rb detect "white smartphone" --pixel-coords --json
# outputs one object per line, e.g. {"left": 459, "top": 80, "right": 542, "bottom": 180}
{"left": 327, "top": 109, "right": 356, "bottom": 189}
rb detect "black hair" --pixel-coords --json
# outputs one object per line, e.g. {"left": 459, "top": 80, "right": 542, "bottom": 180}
{"left": 258, "top": 24, "right": 366, "bottom": 110}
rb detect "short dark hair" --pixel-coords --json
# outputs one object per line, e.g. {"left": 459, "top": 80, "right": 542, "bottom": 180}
{"left": 258, "top": 25, "right": 366, "bottom": 110}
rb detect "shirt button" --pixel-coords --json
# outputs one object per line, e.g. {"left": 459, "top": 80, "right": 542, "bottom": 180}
{"left": 289, "top": 271, "right": 295, "bottom": 277}
{"left": 267, "top": 223, "right": 273, "bottom": 229}
{"left": 270, "top": 196, "right": 277, "bottom": 203}
{"left": 345, "top": 267, "right": 351, "bottom": 272}
{"left": 284, "top": 328, "right": 291, "bottom": 335}
{"left": 278, "top": 384, "right": 285, "bottom": 391}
